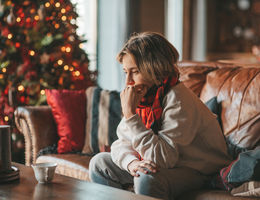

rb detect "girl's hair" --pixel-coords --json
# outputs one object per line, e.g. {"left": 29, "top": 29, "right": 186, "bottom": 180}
{"left": 117, "top": 32, "right": 179, "bottom": 86}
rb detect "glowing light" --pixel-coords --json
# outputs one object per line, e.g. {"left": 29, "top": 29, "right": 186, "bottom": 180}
{"left": 65, "top": 47, "right": 71, "bottom": 53}
{"left": 26, "top": 18, "right": 31, "bottom": 23}
{"left": 18, "top": 85, "right": 25, "bottom": 92}
{"left": 61, "top": 16, "right": 67, "bottom": 21}
{"left": 69, "top": 67, "right": 74, "bottom": 71}
{"left": 4, "top": 116, "right": 9, "bottom": 122}
{"left": 61, "top": 8, "right": 66, "bottom": 13}
{"left": 54, "top": 23, "right": 60, "bottom": 29}
{"left": 6, "top": 1, "right": 12, "bottom": 6}
{"left": 7, "top": 34, "right": 13, "bottom": 39}
{"left": 0, "top": 74, "right": 3, "bottom": 79}
{"left": 45, "top": 2, "right": 50, "bottom": 7}
{"left": 16, "top": 17, "right": 21, "bottom": 22}
{"left": 29, "top": 50, "right": 35, "bottom": 56}
{"left": 79, "top": 44, "right": 83, "bottom": 48}
{"left": 64, "top": 65, "right": 69, "bottom": 70}
{"left": 74, "top": 71, "right": 80, "bottom": 76}
{"left": 47, "top": 33, "right": 52, "bottom": 37}
{"left": 40, "top": 90, "right": 45, "bottom": 95}
{"left": 57, "top": 59, "right": 63, "bottom": 65}
{"left": 55, "top": 2, "right": 61, "bottom": 7}
{"left": 61, "top": 46, "right": 66, "bottom": 52}
{"left": 15, "top": 42, "right": 21, "bottom": 48}
{"left": 2, "top": 68, "right": 6, "bottom": 73}
{"left": 34, "top": 15, "right": 40, "bottom": 21}
{"left": 30, "top": 9, "right": 36, "bottom": 14}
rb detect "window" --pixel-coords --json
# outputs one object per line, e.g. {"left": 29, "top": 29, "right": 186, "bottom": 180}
{"left": 71, "top": 0, "right": 97, "bottom": 70}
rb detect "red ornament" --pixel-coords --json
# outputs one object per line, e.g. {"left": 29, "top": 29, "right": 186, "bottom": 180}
{"left": 20, "top": 96, "right": 25, "bottom": 103}
{"left": 15, "top": 42, "right": 21, "bottom": 48}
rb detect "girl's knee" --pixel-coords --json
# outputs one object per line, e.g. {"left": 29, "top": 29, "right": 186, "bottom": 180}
{"left": 134, "top": 172, "right": 168, "bottom": 199}
{"left": 134, "top": 173, "right": 158, "bottom": 194}
{"left": 89, "top": 152, "right": 111, "bottom": 170}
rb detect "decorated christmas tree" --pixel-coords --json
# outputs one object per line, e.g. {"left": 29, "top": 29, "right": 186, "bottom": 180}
{"left": 0, "top": 0, "right": 96, "bottom": 163}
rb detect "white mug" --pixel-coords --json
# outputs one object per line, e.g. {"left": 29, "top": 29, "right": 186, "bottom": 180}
{"left": 31, "top": 162, "right": 57, "bottom": 184}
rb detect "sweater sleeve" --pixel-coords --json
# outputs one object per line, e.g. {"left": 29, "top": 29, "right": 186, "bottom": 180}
{"left": 124, "top": 87, "right": 201, "bottom": 169}
{"left": 111, "top": 119, "right": 140, "bottom": 171}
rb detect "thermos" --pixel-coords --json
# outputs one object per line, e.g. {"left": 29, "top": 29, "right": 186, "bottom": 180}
{"left": 0, "top": 125, "right": 12, "bottom": 173}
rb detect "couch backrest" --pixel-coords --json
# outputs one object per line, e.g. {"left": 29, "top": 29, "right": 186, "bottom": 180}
{"left": 178, "top": 61, "right": 260, "bottom": 150}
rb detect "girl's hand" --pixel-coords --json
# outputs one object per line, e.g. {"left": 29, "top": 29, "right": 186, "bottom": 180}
{"left": 127, "top": 159, "right": 158, "bottom": 177}
{"left": 120, "top": 85, "right": 147, "bottom": 119}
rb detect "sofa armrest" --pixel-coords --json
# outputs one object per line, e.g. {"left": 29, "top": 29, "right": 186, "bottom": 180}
{"left": 14, "top": 106, "right": 58, "bottom": 166}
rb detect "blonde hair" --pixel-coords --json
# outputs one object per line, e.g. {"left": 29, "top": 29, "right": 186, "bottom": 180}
{"left": 117, "top": 32, "right": 179, "bottom": 86}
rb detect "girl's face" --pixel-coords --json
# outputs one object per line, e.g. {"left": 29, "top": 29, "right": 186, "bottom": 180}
{"left": 122, "top": 53, "right": 153, "bottom": 90}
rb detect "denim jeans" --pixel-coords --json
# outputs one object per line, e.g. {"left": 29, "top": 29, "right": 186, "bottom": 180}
{"left": 89, "top": 152, "right": 207, "bottom": 200}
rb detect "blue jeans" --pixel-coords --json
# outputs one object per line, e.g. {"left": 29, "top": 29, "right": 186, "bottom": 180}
{"left": 89, "top": 152, "right": 207, "bottom": 200}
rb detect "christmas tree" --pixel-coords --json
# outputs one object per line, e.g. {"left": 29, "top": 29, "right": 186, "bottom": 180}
{"left": 0, "top": 0, "right": 96, "bottom": 163}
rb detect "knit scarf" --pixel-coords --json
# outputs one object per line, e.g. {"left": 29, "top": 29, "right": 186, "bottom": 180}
{"left": 136, "top": 76, "right": 179, "bottom": 134}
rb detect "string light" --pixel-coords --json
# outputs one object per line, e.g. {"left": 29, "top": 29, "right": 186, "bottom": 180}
{"left": 57, "top": 59, "right": 63, "bottom": 65}
{"left": 16, "top": 17, "right": 21, "bottom": 22}
{"left": 6, "top": 1, "right": 12, "bottom": 6}
{"left": 34, "top": 15, "right": 40, "bottom": 21}
{"left": 26, "top": 17, "right": 31, "bottom": 23}
{"left": 74, "top": 71, "right": 80, "bottom": 76}
{"left": 4, "top": 116, "right": 9, "bottom": 122}
{"left": 61, "top": 46, "right": 66, "bottom": 52}
{"left": 30, "top": 9, "right": 36, "bottom": 14}
{"left": 17, "top": 85, "right": 25, "bottom": 92}
{"left": 65, "top": 47, "right": 71, "bottom": 53}
{"left": 29, "top": 50, "right": 35, "bottom": 56}
{"left": 15, "top": 42, "right": 21, "bottom": 48}
{"left": 0, "top": 74, "right": 3, "bottom": 79}
{"left": 61, "top": 16, "right": 67, "bottom": 21}
{"left": 72, "top": 61, "right": 78, "bottom": 67}
{"left": 40, "top": 90, "right": 45, "bottom": 95}
{"left": 64, "top": 65, "right": 69, "bottom": 70}
{"left": 7, "top": 34, "right": 13, "bottom": 39}
{"left": 79, "top": 43, "right": 83, "bottom": 48}
{"left": 55, "top": 2, "right": 61, "bottom": 7}
{"left": 54, "top": 23, "right": 60, "bottom": 29}
{"left": 69, "top": 67, "right": 74, "bottom": 71}
{"left": 2, "top": 68, "right": 6, "bottom": 73}
{"left": 45, "top": 2, "right": 50, "bottom": 7}
{"left": 61, "top": 8, "right": 66, "bottom": 13}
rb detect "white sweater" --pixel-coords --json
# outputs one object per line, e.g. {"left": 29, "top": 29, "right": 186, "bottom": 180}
{"left": 111, "top": 83, "right": 231, "bottom": 175}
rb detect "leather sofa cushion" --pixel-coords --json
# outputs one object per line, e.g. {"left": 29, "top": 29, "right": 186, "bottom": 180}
{"left": 200, "top": 67, "right": 260, "bottom": 149}
{"left": 36, "top": 154, "right": 91, "bottom": 181}
{"left": 178, "top": 66, "right": 217, "bottom": 97}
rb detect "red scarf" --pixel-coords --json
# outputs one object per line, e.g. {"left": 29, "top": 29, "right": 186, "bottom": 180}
{"left": 136, "top": 76, "right": 179, "bottom": 133}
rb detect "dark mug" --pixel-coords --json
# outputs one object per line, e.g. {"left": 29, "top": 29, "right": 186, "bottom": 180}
{"left": 0, "top": 125, "right": 12, "bottom": 173}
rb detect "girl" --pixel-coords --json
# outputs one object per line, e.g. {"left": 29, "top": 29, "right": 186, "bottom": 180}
{"left": 89, "top": 32, "right": 231, "bottom": 200}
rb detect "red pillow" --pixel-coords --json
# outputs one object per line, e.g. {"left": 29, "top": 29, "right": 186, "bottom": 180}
{"left": 45, "top": 89, "right": 86, "bottom": 153}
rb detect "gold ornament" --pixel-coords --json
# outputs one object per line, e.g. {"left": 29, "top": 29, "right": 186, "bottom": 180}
{"left": 0, "top": 0, "right": 4, "bottom": 18}
{"left": 40, "top": 53, "right": 50, "bottom": 64}
{"left": 37, "top": 5, "right": 45, "bottom": 20}
{"left": 7, "top": 8, "right": 16, "bottom": 25}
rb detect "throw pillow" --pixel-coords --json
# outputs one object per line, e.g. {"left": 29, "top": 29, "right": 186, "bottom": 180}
{"left": 231, "top": 181, "right": 260, "bottom": 197}
{"left": 82, "top": 87, "right": 121, "bottom": 155}
{"left": 205, "top": 96, "right": 222, "bottom": 129}
{"left": 45, "top": 89, "right": 86, "bottom": 154}
{"left": 212, "top": 148, "right": 260, "bottom": 191}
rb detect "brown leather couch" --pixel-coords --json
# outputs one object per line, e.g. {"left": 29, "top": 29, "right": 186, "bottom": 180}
{"left": 14, "top": 61, "right": 260, "bottom": 200}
